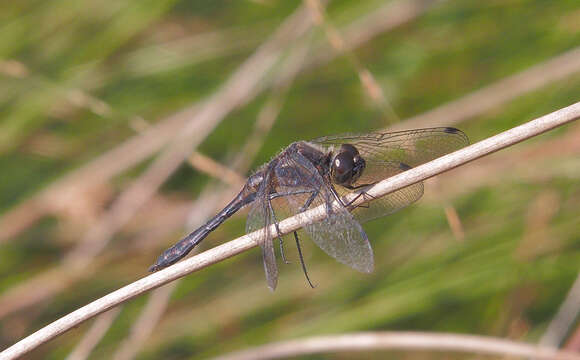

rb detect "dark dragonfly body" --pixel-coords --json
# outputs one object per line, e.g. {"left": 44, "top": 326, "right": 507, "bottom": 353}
{"left": 147, "top": 189, "right": 257, "bottom": 273}
{"left": 149, "top": 141, "right": 336, "bottom": 273}
{"left": 149, "top": 142, "right": 323, "bottom": 271}
{"left": 149, "top": 127, "right": 469, "bottom": 290}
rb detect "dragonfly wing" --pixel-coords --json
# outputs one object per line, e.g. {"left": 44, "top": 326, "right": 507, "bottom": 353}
{"left": 333, "top": 159, "right": 425, "bottom": 223}
{"left": 312, "top": 127, "right": 469, "bottom": 186}
{"left": 303, "top": 193, "right": 374, "bottom": 273}
{"left": 246, "top": 172, "right": 278, "bottom": 291}
{"left": 276, "top": 151, "right": 374, "bottom": 273}
{"left": 312, "top": 127, "right": 467, "bottom": 221}
{"left": 346, "top": 181, "right": 424, "bottom": 223}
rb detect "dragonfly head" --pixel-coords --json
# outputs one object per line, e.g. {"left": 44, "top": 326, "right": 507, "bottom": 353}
{"left": 331, "top": 144, "right": 366, "bottom": 187}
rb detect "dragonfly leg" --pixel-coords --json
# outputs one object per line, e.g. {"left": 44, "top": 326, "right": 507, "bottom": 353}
{"left": 343, "top": 190, "right": 376, "bottom": 210}
{"left": 327, "top": 180, "right": 374, "bottom": 211}
{"left": 267, "top": 188, "right": 317, "bottom": 287}
{"left": 294, "top": 231, "right": 315, "bottom": 288}
{"left": 299, "top": 189, "right": 319, "bottom": 212}
{"left": 268, "top": 189, "right": 319, "bottom": 213}
{"left": 267, "top": 196, "right": 290, "bottom": 264}
{"left": 268, "top": 189, "right": 313, "bottom": 201}
{"left": 341, "top": 161, "right": 412, "bottom": 209}
{"left": 346, "top": 182, "right": 375, "bottom": 190}
{"left": 267, "top": 189, "right": 318, "bottom": 264}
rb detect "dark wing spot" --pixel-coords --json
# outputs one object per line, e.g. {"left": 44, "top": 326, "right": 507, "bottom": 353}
{"left": 399, "top": 162, "right": 412, "bottom": 171}
{"left": 444, "top": 127, "right": 460, "bottom": 134}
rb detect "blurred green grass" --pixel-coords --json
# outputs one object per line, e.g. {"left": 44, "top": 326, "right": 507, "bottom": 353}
{"left": 0, "top": 0, "right": 579, "bottom": 359}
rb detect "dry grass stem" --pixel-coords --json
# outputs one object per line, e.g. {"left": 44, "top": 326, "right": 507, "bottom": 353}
{"left": 426, "top": 122, "right": 580, "bottom": 200}
{"left": 233, "top": 39, "right": 310, "bottom": 172}
{"left": 65, "top": 308, "right": 121, "bottom": 360}
{"left": 0, "top": 104, "right": 194, "bottom": 243}
{"left": 110, "top": 283, "right": 178, "bottom": 360}
{"left": 212, "top": 332, "right": 580, "bottom": 360}
{"left": 540, "top": 272, "right": 580, "bottom": 347}
{"left": 392, "top": 46, "right": 580, "bottom": 130}
{"left": 2, "top": 102, "right": 578, "bottom": 360}
{"left": 123, "top": 23, "right": 270, "bottom": 77}
{"left": 309, "top": 0, "right": 445, "bottom": 69}
{"left": 187, "top": 152, "right": 246, "bottom": 188}
{"left": 565, "top": 324, "right": 580, "bottom": 351}
{"left": 304, "top": 0, "right": 398, "bottom": 122}
{"left": 443, "top": 205, "right": 465, "bottom": 241}
{"left": 0, "top": 266, "right": 96, "bottom": 319}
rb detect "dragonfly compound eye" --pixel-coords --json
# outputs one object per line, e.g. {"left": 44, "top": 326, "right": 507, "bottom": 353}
{"left": 331, "top": 144, "right": 365, "bottom": 186}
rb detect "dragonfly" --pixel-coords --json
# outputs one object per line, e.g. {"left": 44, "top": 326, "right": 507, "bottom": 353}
{"left": 149, "top": 127, "right": 469, "bottom": 290}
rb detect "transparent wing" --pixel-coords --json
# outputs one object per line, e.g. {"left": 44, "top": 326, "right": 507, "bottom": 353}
{"left": 246, "top": 172, "right": 278, "bottom": 291}
{"left": 331, "top": 159, "right": 424, "bottom": 222}
{"left": 311, "top": 127, "right": 469, "bottom": 186}
{"left": 337, "top": 180, "right": 424, "bottom": 223}
{"left": 302, "top": 189, "right": 374, "bottom": 273}
{"left": 274, "top": 151, "right": 374, "bottom": 273}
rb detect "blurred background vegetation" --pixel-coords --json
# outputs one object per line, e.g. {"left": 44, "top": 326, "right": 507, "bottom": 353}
{"left": 1, "top": 0, "right": 579, "bottom": 359}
